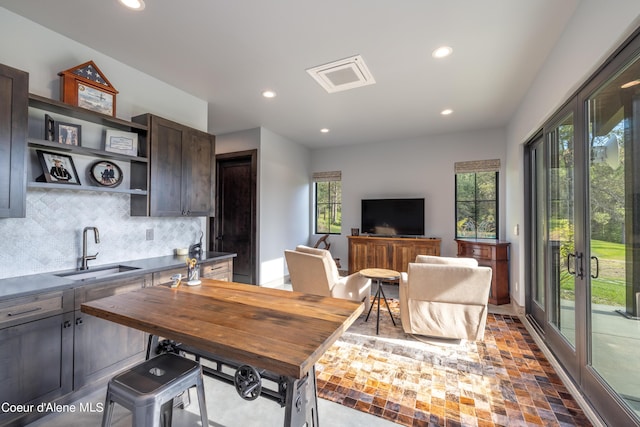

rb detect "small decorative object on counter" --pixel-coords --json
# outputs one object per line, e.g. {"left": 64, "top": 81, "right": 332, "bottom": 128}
{"left": 58, "top": 60, "right": 118, "bottom": 117}
{"left": 170, "top": 273, "right": 182, "bottom": 288}
{"left": 186, "top": 257, "right": 201, "bottom": 286}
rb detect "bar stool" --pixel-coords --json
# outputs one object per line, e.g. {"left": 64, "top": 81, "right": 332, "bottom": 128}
{"left": 102, "top": 353, "right": 208, "bottom": 427}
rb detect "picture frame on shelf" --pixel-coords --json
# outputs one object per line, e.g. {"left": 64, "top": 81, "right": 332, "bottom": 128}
{"left": 44, "top": 114, "right": 55, "bottom": 141}
{"left": 55, "top": 121, "right": 81, "bottom": 146}
{"left": 104, "top": 129, "right": 138, "bottom": 156}
{"left": 58, "top": 60, "right": 118, "bottom": 117}
{"left": 36, "top": 150, "right": 81, "bottom": 185}
{"left": 89, "top": 160, "right": 123, "bottom": 188}
{"left": 77, "top": 83, "right": 114, "bottom": 116}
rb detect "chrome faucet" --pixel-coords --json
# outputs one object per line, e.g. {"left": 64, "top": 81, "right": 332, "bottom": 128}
{"left": 81, "top": 227, "right": 100, "bottom": 270}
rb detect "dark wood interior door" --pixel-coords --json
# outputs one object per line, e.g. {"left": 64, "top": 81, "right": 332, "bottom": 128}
{"left": 212, "top": 150, "right": 257, "bottom": 284}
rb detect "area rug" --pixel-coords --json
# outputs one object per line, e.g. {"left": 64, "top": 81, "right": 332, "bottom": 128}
{"left": 315, "top": 300, "right": 591, "bottom": 426}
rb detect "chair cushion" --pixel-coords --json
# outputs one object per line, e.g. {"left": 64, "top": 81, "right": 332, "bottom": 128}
{"left": 415, "top": 255, "right": 478, "bottom": 267}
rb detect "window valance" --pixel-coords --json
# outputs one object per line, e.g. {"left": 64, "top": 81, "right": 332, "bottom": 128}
{"left": 454, "top": 159, "right": 501, "bottom": 174}
{"left": 312, "top": 171, "right": 342, "bottom": 182}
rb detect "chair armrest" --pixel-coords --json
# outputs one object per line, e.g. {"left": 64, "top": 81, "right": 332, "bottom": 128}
{"left": 333, "top": 274, "right": 371, "bottom": 302}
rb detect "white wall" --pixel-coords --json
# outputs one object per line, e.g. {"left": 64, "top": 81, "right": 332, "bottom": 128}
{"left": 259, "top": 128, "right": 310, "bottom": 286}
{"left": 0, "top": 8, "right": 210, "bottom": 279}
{"left": 505, "top": 0, "right": 640, "bottom": 305}
{"left": 311, "top": 128, "right": 507, "bottom": 269}
{"left": 216, "top": 128, "right": 261, "bottom": 154}
{"left": 0, "top": 8, "right": 207, "bottom": 131}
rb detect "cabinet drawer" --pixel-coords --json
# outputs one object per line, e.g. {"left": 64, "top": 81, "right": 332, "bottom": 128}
{"left": 460, "top": 244, "right": 491, "bottom": 259}
{"left": 201, "top": 260, "right": 231, "bottom": 279}
{"left": 0, "top": 290, "right": 71, "bottom": 327}
{"left": 75, "top": 276, "right": 145, "bottom": 309}
{"left": 153, "top": 267, "right": 186, "bottom": 286}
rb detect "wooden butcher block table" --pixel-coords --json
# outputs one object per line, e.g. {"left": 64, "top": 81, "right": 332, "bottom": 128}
{"left": 81, "top": 279, "right": 364, "bottom": 427}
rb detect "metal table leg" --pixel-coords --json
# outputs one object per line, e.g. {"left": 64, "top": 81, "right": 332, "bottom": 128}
{"left": 364, "top": 279, "right": 396, "bottom": 334}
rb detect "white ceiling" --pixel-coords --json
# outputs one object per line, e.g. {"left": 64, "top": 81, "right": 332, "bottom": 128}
{"left": 0, "top": 0, "right": 579, "bottom": 148}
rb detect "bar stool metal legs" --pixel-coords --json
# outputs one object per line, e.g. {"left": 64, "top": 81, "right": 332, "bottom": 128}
{"left": 102, "top": 353, "right": 208, "bottom": 427}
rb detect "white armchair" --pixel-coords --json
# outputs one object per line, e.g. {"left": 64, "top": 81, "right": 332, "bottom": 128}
{"left": 285, "top": 245, "right": 372, "bottom": 311}
{"left": 400, "top": 256, "right": 492, "bottom": 340}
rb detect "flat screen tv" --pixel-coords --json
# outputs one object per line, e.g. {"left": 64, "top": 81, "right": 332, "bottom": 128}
{"left": 361, "top": 198, "right": 425, "bottom": 236}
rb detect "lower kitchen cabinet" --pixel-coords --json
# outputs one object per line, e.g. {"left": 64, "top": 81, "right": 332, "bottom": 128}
{"left": 73, "top": 275, "right": 149, "bottom": 389}
{"left": 151, "top": 258, "right": 234, "bottom": 285}
{"left": 0, "top": 288, "right": 74, "bottom": 426}
{"left": 201, "top": 258, "right": 233, "bottom": 281}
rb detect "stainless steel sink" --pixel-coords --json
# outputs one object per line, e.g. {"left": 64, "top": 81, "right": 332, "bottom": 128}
{"left": 55, "top": 265, "right": 140, "bottom": 281}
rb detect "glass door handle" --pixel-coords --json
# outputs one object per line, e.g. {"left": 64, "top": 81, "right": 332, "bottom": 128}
{"left": 590, "top": 256, "right": 599, "bottom": 279}
{"left": 567, "top": 253, "right": 576, "bottom": 275}
{"left": 567, "top": 252, "right": 584, "bottom": 279}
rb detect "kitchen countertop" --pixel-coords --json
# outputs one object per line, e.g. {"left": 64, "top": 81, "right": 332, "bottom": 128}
{"left": 0, "top": 251, "right": 236, "bottom": 300}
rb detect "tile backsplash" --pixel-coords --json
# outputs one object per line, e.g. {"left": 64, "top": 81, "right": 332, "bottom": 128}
{"left": 0, "top": 189, "right": 205, "bottom": 279}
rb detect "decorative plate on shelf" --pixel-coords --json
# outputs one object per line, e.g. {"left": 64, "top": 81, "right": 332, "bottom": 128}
{"left": 89, "top": 160, "right": 122, "bottom": 188}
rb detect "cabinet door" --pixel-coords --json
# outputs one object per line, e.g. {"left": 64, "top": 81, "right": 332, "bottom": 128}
{"left": 183, "top": 129, "right": 214, "bottom": 216}
{"left": 0, "top": 63, "right": 28, "bottom": 218}
{"left": 74, "top": 277, "right": 146, "bottom": 388}
{"left": 0, "top": 313, "right": 73, "bottom": 423}
{"left": 391, "top": 241, "right": 416, "bottom": 273}
{"left": 349, "top": 240, "right": 368, "bottom": 274}
{"left": 149, "top": 115, "right": 185, "bottom": 216}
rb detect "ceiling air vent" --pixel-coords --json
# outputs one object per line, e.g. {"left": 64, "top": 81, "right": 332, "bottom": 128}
{"left": 306, "top": 55, "right": 376, "bottom": 93}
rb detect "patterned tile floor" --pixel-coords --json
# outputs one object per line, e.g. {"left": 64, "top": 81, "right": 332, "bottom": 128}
{"left": 316, "top": 300, "right": 591, "bottom": 426}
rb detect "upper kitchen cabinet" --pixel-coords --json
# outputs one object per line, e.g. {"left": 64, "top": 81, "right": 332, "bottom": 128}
{"left": 0, "top": 64, "right": 28, "bottom": 218}
{"left": 131, "top": 114, "right": 215, "bottom": 217}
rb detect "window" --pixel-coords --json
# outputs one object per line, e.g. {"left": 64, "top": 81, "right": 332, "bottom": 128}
{"left": 455, "top": 160, "right": 499, "bottom": 239}
{"left": 313, "top": 171, "right": 342, "bottom": 234}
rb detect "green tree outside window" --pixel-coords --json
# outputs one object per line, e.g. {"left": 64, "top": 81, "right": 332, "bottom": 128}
{"left": 315, "top": 180, "right": 342, "bottom": 234}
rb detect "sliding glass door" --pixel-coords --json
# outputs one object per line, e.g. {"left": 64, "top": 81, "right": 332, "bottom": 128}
{"left": 527, "top": 104, "right": 582, "bottom": 380}
{"left": 526, "top": 29, "right": 640, "bottom": 426}
{"left": 582, "top": 48, "right": 640, "bottom": 423}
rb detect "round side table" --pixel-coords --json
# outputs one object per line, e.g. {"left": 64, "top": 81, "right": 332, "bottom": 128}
{"left": 359, "top": 268, "right": 399, "bottom": 335}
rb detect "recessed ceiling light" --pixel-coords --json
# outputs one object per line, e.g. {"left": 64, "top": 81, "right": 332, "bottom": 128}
{"left": 441, "top": 109, "right": 453, "bottom": 115}
{"left": 432, "top": 46, "right": 453, "bottom": 59}
{"left": 262, "top": 90, "right": 276, "bottom": 98}
{"left": 118, "top": 0, "right": 145, "bottom": 10}
{"left": 320, "top": 128, "right": 330, "bottom": 133}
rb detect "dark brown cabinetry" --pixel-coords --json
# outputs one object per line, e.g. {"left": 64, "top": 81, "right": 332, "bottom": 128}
{"left": 347, "top": 236, "right": 441, "bottom": 275}
{"left": 73, "top": 275, "right": 149, "bottom": 388}
{"left": 0, "top": 290, "right": 74, "bottom": 426}
{"left": 0, "top": 63, "right": 28, "bottom": 218}
{"left": 456, "top": 239, "right": 511, "bottom": 305}
{"left": 151, "top": 258, "right": 234, "bottom": 285}
{"left": 132, "top": 114, "right": 215, "bottom": 217}
{"left": 200, "top": 258, "right": 233, "bottom": 281}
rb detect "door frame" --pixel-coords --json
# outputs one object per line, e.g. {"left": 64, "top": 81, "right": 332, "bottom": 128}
{"left": 213, "top": 149, "right": 258, "bottom": 284}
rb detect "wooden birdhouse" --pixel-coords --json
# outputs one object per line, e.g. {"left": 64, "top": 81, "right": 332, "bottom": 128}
{"left": 58, "top": 60, "right": 118, "bottom": 117}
